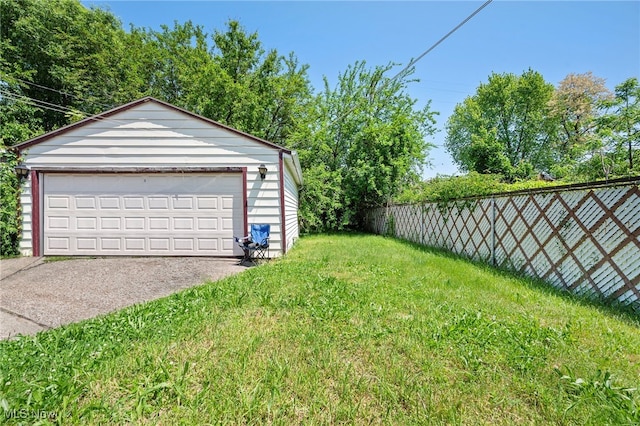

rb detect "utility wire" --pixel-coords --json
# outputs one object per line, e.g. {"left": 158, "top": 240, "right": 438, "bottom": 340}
{"left": 1, "top": 90, "right": 75, "bottom": 115}
{"left": 327, "top": 0, "right": 493, "bottom": 128}
{"left": 0, "top": 89, "right": 126, "bottom": 126}
{"left": 1, "top": 74, "right": 115, "bottom": 110}
{"left": 390, "top": 0, "right": 493, "bottom": 82}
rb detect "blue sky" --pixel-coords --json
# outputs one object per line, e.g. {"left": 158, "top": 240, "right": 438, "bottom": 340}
{"left": 81, "top": 0, "right": 640, "bottom": 178}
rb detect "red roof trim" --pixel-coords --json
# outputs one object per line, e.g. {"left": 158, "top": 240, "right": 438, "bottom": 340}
{"left": 242, "top": 167, "right": 248, "bottom": 239}
{"left": 14, "top": 97, "right": 292, "bottom": 154}
{"left": 30, "top": 171, "right": 41, "bottom": 257}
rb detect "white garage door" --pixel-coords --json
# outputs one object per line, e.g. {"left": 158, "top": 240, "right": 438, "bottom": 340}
{"left": 43, "top": 173, "right": 244, "bottom": 256}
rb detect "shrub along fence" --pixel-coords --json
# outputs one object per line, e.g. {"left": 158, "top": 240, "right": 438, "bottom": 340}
{"left": 367, "top": 177, "right": 640, "bottom": 310}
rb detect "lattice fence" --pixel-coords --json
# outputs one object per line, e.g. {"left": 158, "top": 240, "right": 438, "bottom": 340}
{"left": 368, "top": 179, "right": 640, "bottom": 310}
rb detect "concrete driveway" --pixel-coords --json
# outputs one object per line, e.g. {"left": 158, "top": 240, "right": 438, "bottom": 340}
{"left": 0, "top": 256, "right": 246, "bottom": 340}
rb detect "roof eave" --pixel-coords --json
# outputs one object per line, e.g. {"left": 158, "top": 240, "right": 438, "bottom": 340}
{"left": 283, "top": 150, "right": 303, "bottom": 186}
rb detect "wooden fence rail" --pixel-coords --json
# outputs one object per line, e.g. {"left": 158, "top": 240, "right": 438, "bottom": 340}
{"left": 367, "top": 179, "right": 640, "bottom": 310}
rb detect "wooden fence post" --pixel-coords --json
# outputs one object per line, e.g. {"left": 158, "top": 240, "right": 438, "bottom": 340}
{"left": 491, "top": 197, "right": 496, "bottom": 266}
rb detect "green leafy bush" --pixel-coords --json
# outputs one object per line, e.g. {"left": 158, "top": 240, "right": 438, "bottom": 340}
{"left": 0, "top": 150, "right": 22, "bottom": 257}
{"left": 395, "top": 172, "right": 557, "bottom": 204}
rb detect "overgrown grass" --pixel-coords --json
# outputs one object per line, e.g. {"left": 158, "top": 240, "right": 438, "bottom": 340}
{"left": 43, "top": 256, "right": 75, "bottom": 263}
{"left": 1, "top": 234, "right": 638, "bottom": 424}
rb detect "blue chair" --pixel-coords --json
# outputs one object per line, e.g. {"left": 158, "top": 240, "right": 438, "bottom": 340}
{"left": 235, "top": 224, "right": 270, "bottom": 264}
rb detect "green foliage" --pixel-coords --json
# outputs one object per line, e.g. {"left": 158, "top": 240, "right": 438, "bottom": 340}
{"left": 397, "top": 172, "right": 501, "bottom": 204}
{"left": 597, "top": 77, "right": 640, "bottom": 175}
{"left": 130, "top": 20, "right": 311, "bottom": 147}
{"left": 0, "top": 0, "right": 144, "bottom": 131}
{"left": 13, "top": 0, "right": 638, "bottom": 239}
{"left": 555, "top": 366, "right": 639, "bottom": 424}
{"left": 385, "top": 212, "right": 396, "bottom": 237}
{"left": 445, "top": 69, "right": 556, "bottom": 178}
{"left": 467, "top": 133, "right": 513, "bottom": 176}
{"left": 0, "top": 93, "right": 43, "bottom": 147}
{"left": 0, "top": 90, "right": 41, "bottom": 257}
{"left": 395, "top": 172, "right": 556, "bottom": 204}
{"left": 205, "top": 21, "right": 311, "bottom": 144}
{"left": 446, "top": 69, "right": 639, "bottom": 184}
{"left": 131, "top": 21, "right": 209, "bottom": 106}
{"left": 297, "top": 166, "right": 346, "bottom": 232}
{"left": 290, "top": 61, "right": 437, "bottom": 231}
{"left": 0, "top": 151, "right": 22, "bottom": 257}
{"left": 1, "top": 1, "right": 311, "bottom": 147}
{"left": 549, "top": 77, "right": 640, "bottom": 181}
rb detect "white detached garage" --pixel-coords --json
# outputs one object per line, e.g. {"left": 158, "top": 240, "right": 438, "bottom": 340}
{"left": 15, "top": 97, "right": 302, "bottom": 258}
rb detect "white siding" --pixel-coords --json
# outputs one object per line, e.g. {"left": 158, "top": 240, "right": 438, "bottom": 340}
{"left": 18, "top": 177, "right": 33, "bottom": 256}
{"left": 283, "top": 160, "right": 300, "bottom": 252}
{"left": 19, "top": 101, "right": 294, "bottom": 257}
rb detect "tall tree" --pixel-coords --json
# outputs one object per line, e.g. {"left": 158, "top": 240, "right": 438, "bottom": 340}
{"left": 597, "top": 77, "right": 640, "bottom": 173}
{"left": 289, "top": 61, "right": 437, "bottom": 231}
{"left": 185, "top": 20, "right": 311, "bottom": 144}
{"left": 445, "top": 69, "right": 556, "bottom": 179}
{"left": 548, "top": 72, "right": 612, "bottom": 164}
{"left": 0, "top": 0, "right": 144, "bottom": 134}
{"left": 131, "top": 21, "right": 211, "bottom": 107}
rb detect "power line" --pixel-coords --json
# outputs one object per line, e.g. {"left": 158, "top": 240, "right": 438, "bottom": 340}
{"left": 1, "top": 74, "right": 115, "bottom": 110}
{"left": 0, "top": 89, "right": 126, "bottom": 126}
{"left": 327, "top": 0, "right": 492, "bottom": 128}
{"left": 390, "top": 0, "right": 493, "bottom": 82}
{"left": 0, "top": 90, "right": 75, "bottom": 115}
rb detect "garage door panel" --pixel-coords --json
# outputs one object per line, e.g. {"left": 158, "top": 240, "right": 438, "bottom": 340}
{"left": 198, "top": 239, "right": 217, "bottom": 250}
{"left": 222, "top": 197, "right": 234, "bottom": 210}
{"left": 77, "top": 238, "right": 97, "bottom": 250}
{"left": 149, "top": 197, "right": 169, "bottom": 209}
{"left": 221, "top": 218, "right": 234, "bottom": 231}
{"left": 48, "top": 217, "right": 69, "bottom": 230}
{"left": 174, "top": 239, "right": 194, "bottom": 250}
{"left": 197, "top": 198, "right": 217, "bottom": 209}
{"left": 101, "top": 239, "right": 121, "bottom": 251}
{"left": 77, "top": 217, "right": 97, "bottom": 230}
{"left": 44, "top": 174, "right": 243, "bottom": 256}
{"left": 48, "top": 197, "right": 69, "bottom": 209}
{"left": 47, "top": 237, "right": 69, "bottom": 250}
{"left": 101, "top": 217, "right": 121, "bottom": 230}
{"left": 125, "top": 217, "right": 145, "bottom": 230}
{"left": 75, "top": 197, "right": 96, "bottom": 209}
{"left": 124, "top": 197, "right": 144, "bottom": 209}
{"left": 125, "top": 238, "right": 145, "bottom": 251}
{"left": 100, "top": 198, "right": 120, "bottom": 209}
{"left": 174, "top": 217, "right": 194, "bottom": 230}
{"left": 149, "top": 238, "right": 170, "bottom": 251}
{"left": 150, "top": 217, "right": 170, "bottom": 230}
{"left": 222, "top": 238, "right": 235, "bottom": 251}
{"left": 172, "top": 197, "right": 193, "bottom": 209}
{"left": 198, "top": 218, "right": 217, "bottom": 230}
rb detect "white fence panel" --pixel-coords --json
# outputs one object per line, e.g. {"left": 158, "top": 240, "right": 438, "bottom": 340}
{"left": 368, "top": 180, "right": 640, "bottom": 310}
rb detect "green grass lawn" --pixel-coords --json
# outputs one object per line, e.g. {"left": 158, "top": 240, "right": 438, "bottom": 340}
{"left": 1, "top": 234, "right": 638, "bottom": 425}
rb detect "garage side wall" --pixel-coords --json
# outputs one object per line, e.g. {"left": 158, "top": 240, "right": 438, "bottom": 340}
{"left": 19, "top": 102, "right": 286, "bottom": 257}
{"left": 19, "top": 177, "right": 34, "bottom": 255}
{"left": 283, "top": 161, "right": 300, "bottom": 252}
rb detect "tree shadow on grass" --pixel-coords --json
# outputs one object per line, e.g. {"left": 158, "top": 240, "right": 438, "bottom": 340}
{"left": 384, "top": 235, "right": 640, "bottom": 327}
